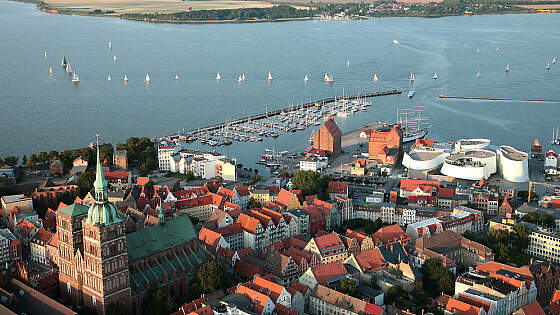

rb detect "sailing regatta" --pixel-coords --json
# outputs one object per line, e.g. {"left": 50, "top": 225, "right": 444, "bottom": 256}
{"left": 49, "top": 67, "right": 53, "bottom": 75}
{"left": 108, "top": 40, "right": 112, "bottom": 49}
{"left": 44, "top": 51, "right": 47, "bottom": 59}
{"left": 547, "top": 62, "right": 551, "bottom": 70}
{"left": 553, "top": 57, "right": 557, "bottom": 64}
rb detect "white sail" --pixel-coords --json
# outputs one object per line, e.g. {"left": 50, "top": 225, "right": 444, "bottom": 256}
{"left": 553, "top": 57, "right": 557, "bottom": 64}
{"left": 238, "top": 75, "right": 243, "bottom": 82}
{"left": 108, "top": 40, "right": 112, "bottom": 49}
{"left": 409, "top": 72, "right": 414, "bottom": 81}
{"left": 373, "top": 73, "right": 378, "bottom": 82}
{"left": 124, "top": 74, "right": 128, "bottom": 82}
{"left": 72, "top": 72, "right": 79, "bottom": 82}
{"left": 505, "top": 64, "right": 510, "bottom": 72}
{"left": 547, "top": 62, "right": 551, "bottom": 70}
{"left": 304, "top": 75, "right": 308, "bottom": 82}
{"left": 267, "top": 72, "right": 273, "bottom": 80}
{"left": 496, "top": 47, "right": 499, "bottom": 52}
{"left": 329, "top": 75, "right": 334, "bottom": 82}
{"left": 113, "top": 56, "right": 116, "bottom": 63}
{"left": 476, "top": 48, "right": 480, "bottom": 53}
{"left": 107, "top": 75, "right": 112, "bottom": 81}
{"left": 324, "top": 73, "right": 329, "bottom": 81}
{"left": 216, "top": 72, "right": 221, "bottom": 80}
{"left": 242, "top": 73, "right": 245, "bottom": 80}
{"left": 393, "top": 40, "right": 399, "bottom": 44}
{"left": 49, "top": 67, "right": 53, "bottom": 75}
{"left": 347, "top": 60, "right": 350, "bottom": 67}
{"left": 433, "top": 72, "right": 438, "bottom": 80}
{"left": 175, "top": 74, "right": 179, "bottom": 80}
{"left": 44, "top": 51, "right": 47, "bottom": 59}
{"left": 145, "top": 73, "right": 150, "bottom": 82}
{"left": 477, "top": 70, "right": 480, "bottom": 78}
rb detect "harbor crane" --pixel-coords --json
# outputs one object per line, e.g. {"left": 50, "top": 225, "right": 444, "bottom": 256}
{"left": 527, "top": 180, "right": 560, "bottom": 203}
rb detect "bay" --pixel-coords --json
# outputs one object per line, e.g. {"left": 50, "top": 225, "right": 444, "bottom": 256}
{"left": 1, "top": 0, "right": 559, "bottom": 167}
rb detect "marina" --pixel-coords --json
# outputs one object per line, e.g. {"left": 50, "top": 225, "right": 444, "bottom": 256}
{"left": 169, "top": 90, "right": 402, "bottom": 146}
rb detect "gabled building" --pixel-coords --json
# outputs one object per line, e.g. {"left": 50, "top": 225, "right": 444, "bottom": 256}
{"left": 309, "top": 285, "right": 382, "bottom": 315}
{"left": 298, "top": 261, "right": 349, "bottom": 290}
{"left": 313, "top": 116, "right": 342, "bottom": 157}
{"left": 345, "top": 229, "right": 375, "bottom": 252}
{"left": 328, "top": 181, "right": 349, "bottom": 199}
{"left": 372, "top": 224, "right": 411, "bottom": 247}
{"left": 304, "top": 232, "right": 348, "bottom": 264}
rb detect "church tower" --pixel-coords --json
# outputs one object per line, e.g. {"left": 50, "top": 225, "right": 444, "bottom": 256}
{"left": 81, "top": 137, "right": 131, "bottom": 314}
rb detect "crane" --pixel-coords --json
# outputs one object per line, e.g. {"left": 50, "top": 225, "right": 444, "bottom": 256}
{"left": 527, "top": 180, "right": 560, "bottom": 203}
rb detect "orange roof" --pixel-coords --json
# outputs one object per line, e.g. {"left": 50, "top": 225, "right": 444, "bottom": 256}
{"left": 217, "top": 187, "right": 235, "bottom": 201}
{"left": 372, "top": 224, "right": 411, "bottom": 245}
{"left": 47, "top": 231, "right": 58, "bottom": 247}
{"left": 289, "top": 282, "right": 309, "bottom": 296}
{"left": 236, "top": 285, "right": 271, "bottom": 314}
{"left": 198, "top": 228, "right": 223, "bottom": 248}
{"left": 252, "top": 276, "right": 286, "bottom": 300}
{"left": 436, "top": 294, "right": 482, "bottom": 315}
{"left": 476, "top": 261, "right": 533, "bottom": 279}
{"left": 234, "top": 261, "right": 261, "bottom": 279}
{"left": 352, "top": 159, "right": 367, "bottom": 167}
{"left": 137, "top": 176, "right": 150, "bottom": 186}
{"left": 32, "top": 229, "right": 53, "bottom": 245}
{"left": 57, "top": 202, "right": 68, "bottom": 210}
{"left": 457, "top": 293, "right": 491, "bottom": 312}
{"left": 17, "top": 220, "right": 35, "bottom": 237}
{"left": 275, "top": 189, "right": 295, "bottom": 208}
{"left": 314, "top": 232, "right": 344, "bottom": 252}
{"left": 249, "top": 210, "right": 272, "bottom": 228}
{"left": 260, "top": 207, "right": 283, "bottom": 226}
{"left": 345, "top": 229, "right": 369, "bottom": 245}
{"left": 237, "top": 213, "right": 261, "bottom": 234}
{"left": 550, "top": 290, "right": 560, "bottom": 314}
{"left": 400, "top": 179, "right": 440, "bottom": 192}
{"left": 354, "top": 248, "right": 386, "bottom": 273}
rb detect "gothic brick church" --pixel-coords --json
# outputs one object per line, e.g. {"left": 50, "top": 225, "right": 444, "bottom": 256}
{"left": 57, "top": 140, "right": 207, "bottom": 314}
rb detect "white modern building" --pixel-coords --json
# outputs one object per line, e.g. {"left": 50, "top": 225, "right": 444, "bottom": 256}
{"left": 441, "top": 149, "right": 497, "bottom": 181}
{"left": 157, "top": 143, "right": 180, "bottom": 171}
{"left": 497, "top": 145, "right": 529, "bottom": 183}
{"left": 299, "top": 156, "right": 328, "bottom": 172}
{"left": 455, "top": 138, "right": 491, "bottom": 150}
{"left": 402, "top": 149, "right": 449, "bottom": 171}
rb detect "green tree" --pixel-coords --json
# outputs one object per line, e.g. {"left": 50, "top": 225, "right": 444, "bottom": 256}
{"left": 340, "top": 278, "right": 357, "bottom": 296}
{"left": 38, "top": 151, "right": 48, "bottom": 163}
{"left": 0, "top": 183, "right": 10, "bottom": 198}
{"left": 369, "top": 275, "right": 379, "bottom": 289}
{"left": 196, "top": 261, "right": 232, "bottom": 294}
{"left": 420, "top": 259, "right": 454, "bottom": 296}
{"left": 106, "top": 301, "right": 132, "bottom": 315}
{"left": 292, "top": 170, "right": 321, "bottom": 196}
{"left": 142, "top": 288, "right": 177, "bottom": 315}
{"left": 49, "top": 150, "right": 59, "bottom": 160}
{"left": 4, "top": 156, "right": 18, "bottom": 166}
{"left": 26, "top": 154, "right": 39, "bottom": 168}
{"left": 248, "top": 197, "right": 262, "bottom": 209}
{"left": 77, "top": 172, "right": 95, "bottom": 197}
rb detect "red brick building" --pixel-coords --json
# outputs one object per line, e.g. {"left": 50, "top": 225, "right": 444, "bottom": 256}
{"left": 368, "top": 124, "right": 403, "bottom": 165}
{"left": 313, "top": 116, "right": 341, "bottom": 157}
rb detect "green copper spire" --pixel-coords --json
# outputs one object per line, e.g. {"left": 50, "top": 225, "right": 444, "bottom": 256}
{"left": 86, "top": 135, "right": 121, "bottom": 226}
{"left": 157, "top": 199, "right": 164, "bottom": 224}
{"left": 93, "top": 135, "right": 108, "bottom": 194}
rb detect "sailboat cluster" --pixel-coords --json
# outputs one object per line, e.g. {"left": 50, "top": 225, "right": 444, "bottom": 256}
{"left": 60, "top": 56, "right": 80, "bottom": 83}
{"left": 183, "top": 95, "right": 372, "bottom": 147}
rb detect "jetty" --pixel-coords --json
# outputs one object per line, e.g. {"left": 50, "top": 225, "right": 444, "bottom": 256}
{"left": 169, "top": 89, "right": 401, "bottom": 146}
{"left": 439, "top": 95, "right": 560, "bottom": 103}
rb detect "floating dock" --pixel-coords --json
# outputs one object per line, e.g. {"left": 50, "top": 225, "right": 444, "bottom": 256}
{"left": 172, "top": 89, "right": 402, "bottom": 139}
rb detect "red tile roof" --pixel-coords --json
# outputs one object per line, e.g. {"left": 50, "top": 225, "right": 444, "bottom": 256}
{"left": 312, "top": 261, "right": 348, "bottom": 286}
{"left": 345, "top": 229, "right": 369, "bottom": 246}
{"left": 198, "top": 228, "right": 223, "bottom": 248}
{"left": 353, "top": 248, "right": 386, "bottom": 273}
{"left": 103, "top": 171, "right": 129, "bottom": 181}
{"left": 457, "top": 293, "right": 492, "bottom": 312}
{"left": 400, "top": 179, "right": 441, "bottom": 192}
{"left": 275, "top": 189, "right": 295, "bottom": 208}
{"left": 215, "top": 223, "right": 243, "bottom": 236}
{"left": 520, "top": 300, "right": 545, "bottom": 315}
{"left": 137, "top": 176, "right": 150, "bottom": 186}
{"left": 274, "top": 304, "right": 298, "bottom": 315}
{"left": 235, "top": 186, "right": 251, "bottom": 197}
{"left": 217, "top": 187, "right": 235, "bottom": 201}
{"left": 314, "top": 232, "right": 344, "bottom": 253}
{"left": 252, "top": 276, "right": 286, "bottom": 301}
{"left": 236, "top": 285, "right": 271, "bottom": 314}
{"left": 235, "top": 261, "right": 261, "bottom": 280}
{"left": 289, "top": 282, "right": 309, "bottom": 296}
{"left": 476, "top": 262, "right": 533, "bottom": 279}
{"left": 328, "top": 181, "right": 348, "bottom": 195}
{"left": 372, "top": 224, "right": 411, "bottom": 245}
{"left": 364, "top": 303, "right": 384, "bottom": 315}
{"left": 438, "top": 187, "right": 455, "bottom": 198}
{"left": 217, "top": 247, "right": 235, "bottom": 259}
{"left": 237, "top": 213, "right": 261, "bottom": 234}
{"left": 32, "top": 229, "right": 53, "bottom": 246}
{"left": 436, "top": 294, "right": 482, "bottom": 315}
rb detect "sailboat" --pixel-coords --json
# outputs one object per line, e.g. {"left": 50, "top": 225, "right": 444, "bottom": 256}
{"left": 373, "top": 73, "right": 379, "bottom": 82}
{"left": 327, "top": 75, "right": 334, "bottom": 83}
{"left": 304, "top": 75, "right": 308, "bottom": 82}
{"left": 476, "top": 48, "right": 480, "bottom": 53}
{"left": 174, "top": 74, "right": 179, "bottom": 80}
{"left": 238, "top": 75, "right": 243, "bottom": 82}
{"left": 66, "top": 64, "right": 71, "bottom": 73}
{"left": 44, "top": 51, "right": 47, "bottom": 59}
{"left": 49, "top": 67, "right": 53, "bottom": 75}
{"left": 113, "top": 56, "right": 116, "bottom": 63}
{"left": 347, "top": 60, "right": 350, "bottom": 67}
{"left": 216, "top": 72, "right": 221, "bottom": 80}
{"left": 267, "top": 72, "right": 274, "bottom": 81}
{"left": 409, "top": 72, "right": 414, "bottom": 81}
{"left": 242, "top": 73, "right": 246, "bottom": 80}
{"left": 107, "top": 74, "right": 112, "bottom": 81}
{"left": 496, "top": 47, "right": 499, "bottom": 53}
{"left": 476, "top": 70, "right": 480, "bottom": 78}
{"left": 72, "top": 71, "right": 80, "bottom": 83}
{"left": 61, "top": 56, "right": 67, "bottom": 66}
{"left": 124, "top": 74, "right": 128, "bottom": 82}
{"left": 553, "top": 57, "right": 557, "bottom": 65}
{"left": 433, "top": 72, "right": 438, "bottom": 80}
{"left": 324, "top": 73, "right": 329, "bottom": 81}
{"left": 145, "top": 73, "right": 151, "bottom": 83}
{"left": 546, "top": 62, "right": 551, "bottom": 70}
{"left": 108, "top": 40, "right": 112, "bottom": 49}
{"left": 505, "top": 64, "right": 510, "bottom": 72}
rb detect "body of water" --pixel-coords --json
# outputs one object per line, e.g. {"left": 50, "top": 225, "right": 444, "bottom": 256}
{"left": 1, "top": 0, "right": 559, "bottom": 167}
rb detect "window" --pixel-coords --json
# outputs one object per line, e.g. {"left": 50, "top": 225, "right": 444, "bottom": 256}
{"left": 67, "top": 282, "right": 71, "bottom": 293}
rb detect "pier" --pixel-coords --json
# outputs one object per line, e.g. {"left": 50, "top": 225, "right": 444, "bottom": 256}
{"left": 171, "top": 89, "right": 402, "bottom": 140}
{"left": 439, "top": 95, "right": 560, "bottom": 103}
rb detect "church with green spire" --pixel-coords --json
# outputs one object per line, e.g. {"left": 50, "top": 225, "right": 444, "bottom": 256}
{"left": 56, "top": 137, "right": 208, "bottom": 314}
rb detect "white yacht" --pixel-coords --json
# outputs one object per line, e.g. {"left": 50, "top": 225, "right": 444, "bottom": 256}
{"left": 433, "top": 72, "right": 438, "bottom": 80}
{"left": 216, "top": 72, "right": 221, "bottom": 80}
{"left": 407, "top": 90, "right": 415, "bottom": 98}
{"left": 145, "top": 73, "right": 150, "bottom": 83}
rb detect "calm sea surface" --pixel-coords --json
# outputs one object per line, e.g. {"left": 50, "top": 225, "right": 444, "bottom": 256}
{"left": 1, "top": 0, "right": 559, "bottom": 167}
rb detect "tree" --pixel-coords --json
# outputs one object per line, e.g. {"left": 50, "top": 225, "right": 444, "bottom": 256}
{"left": 248, "top": 197, "right": 262, "bottom": 209}
{"left": 4, "top": 156, "right": 18, "bottom": 166}
{"left": 106, "top": 301, "right": 132, "bottom": 315}
{"left": 340, "top": 278, "right": 357, "bottom": 296}
{"left": 77, "top": 172, "right": 95, "bottom": 197}
{"left": 196, "top": 261, "right": 232, "bottom": 294}
{"left": 38, "top": 151, "right": 48, "bottom": 163}
{"left": 144, "top": 180, "right": 154, "bottom": 195}
{"left": 420, "top": 259, "right": 454, "bottom": 297}
{"left": 142, "top": 288, "right": 176, "bottom": 315}
{"left": 292, "top": 170, "right": 321, "bottom": 196}
{"left": 21, "top": 155, "right": 27, "bottom": 166}
{"left": 26, "top": 154, "right": 39, "bottom": 168}
{"left": 0, "top": 183, "right": 10, "bottom": 198}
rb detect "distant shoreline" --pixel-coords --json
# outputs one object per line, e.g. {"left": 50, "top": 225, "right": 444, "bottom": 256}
{"left": 17, "top": 0, "right": 560, "bottom": 24}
